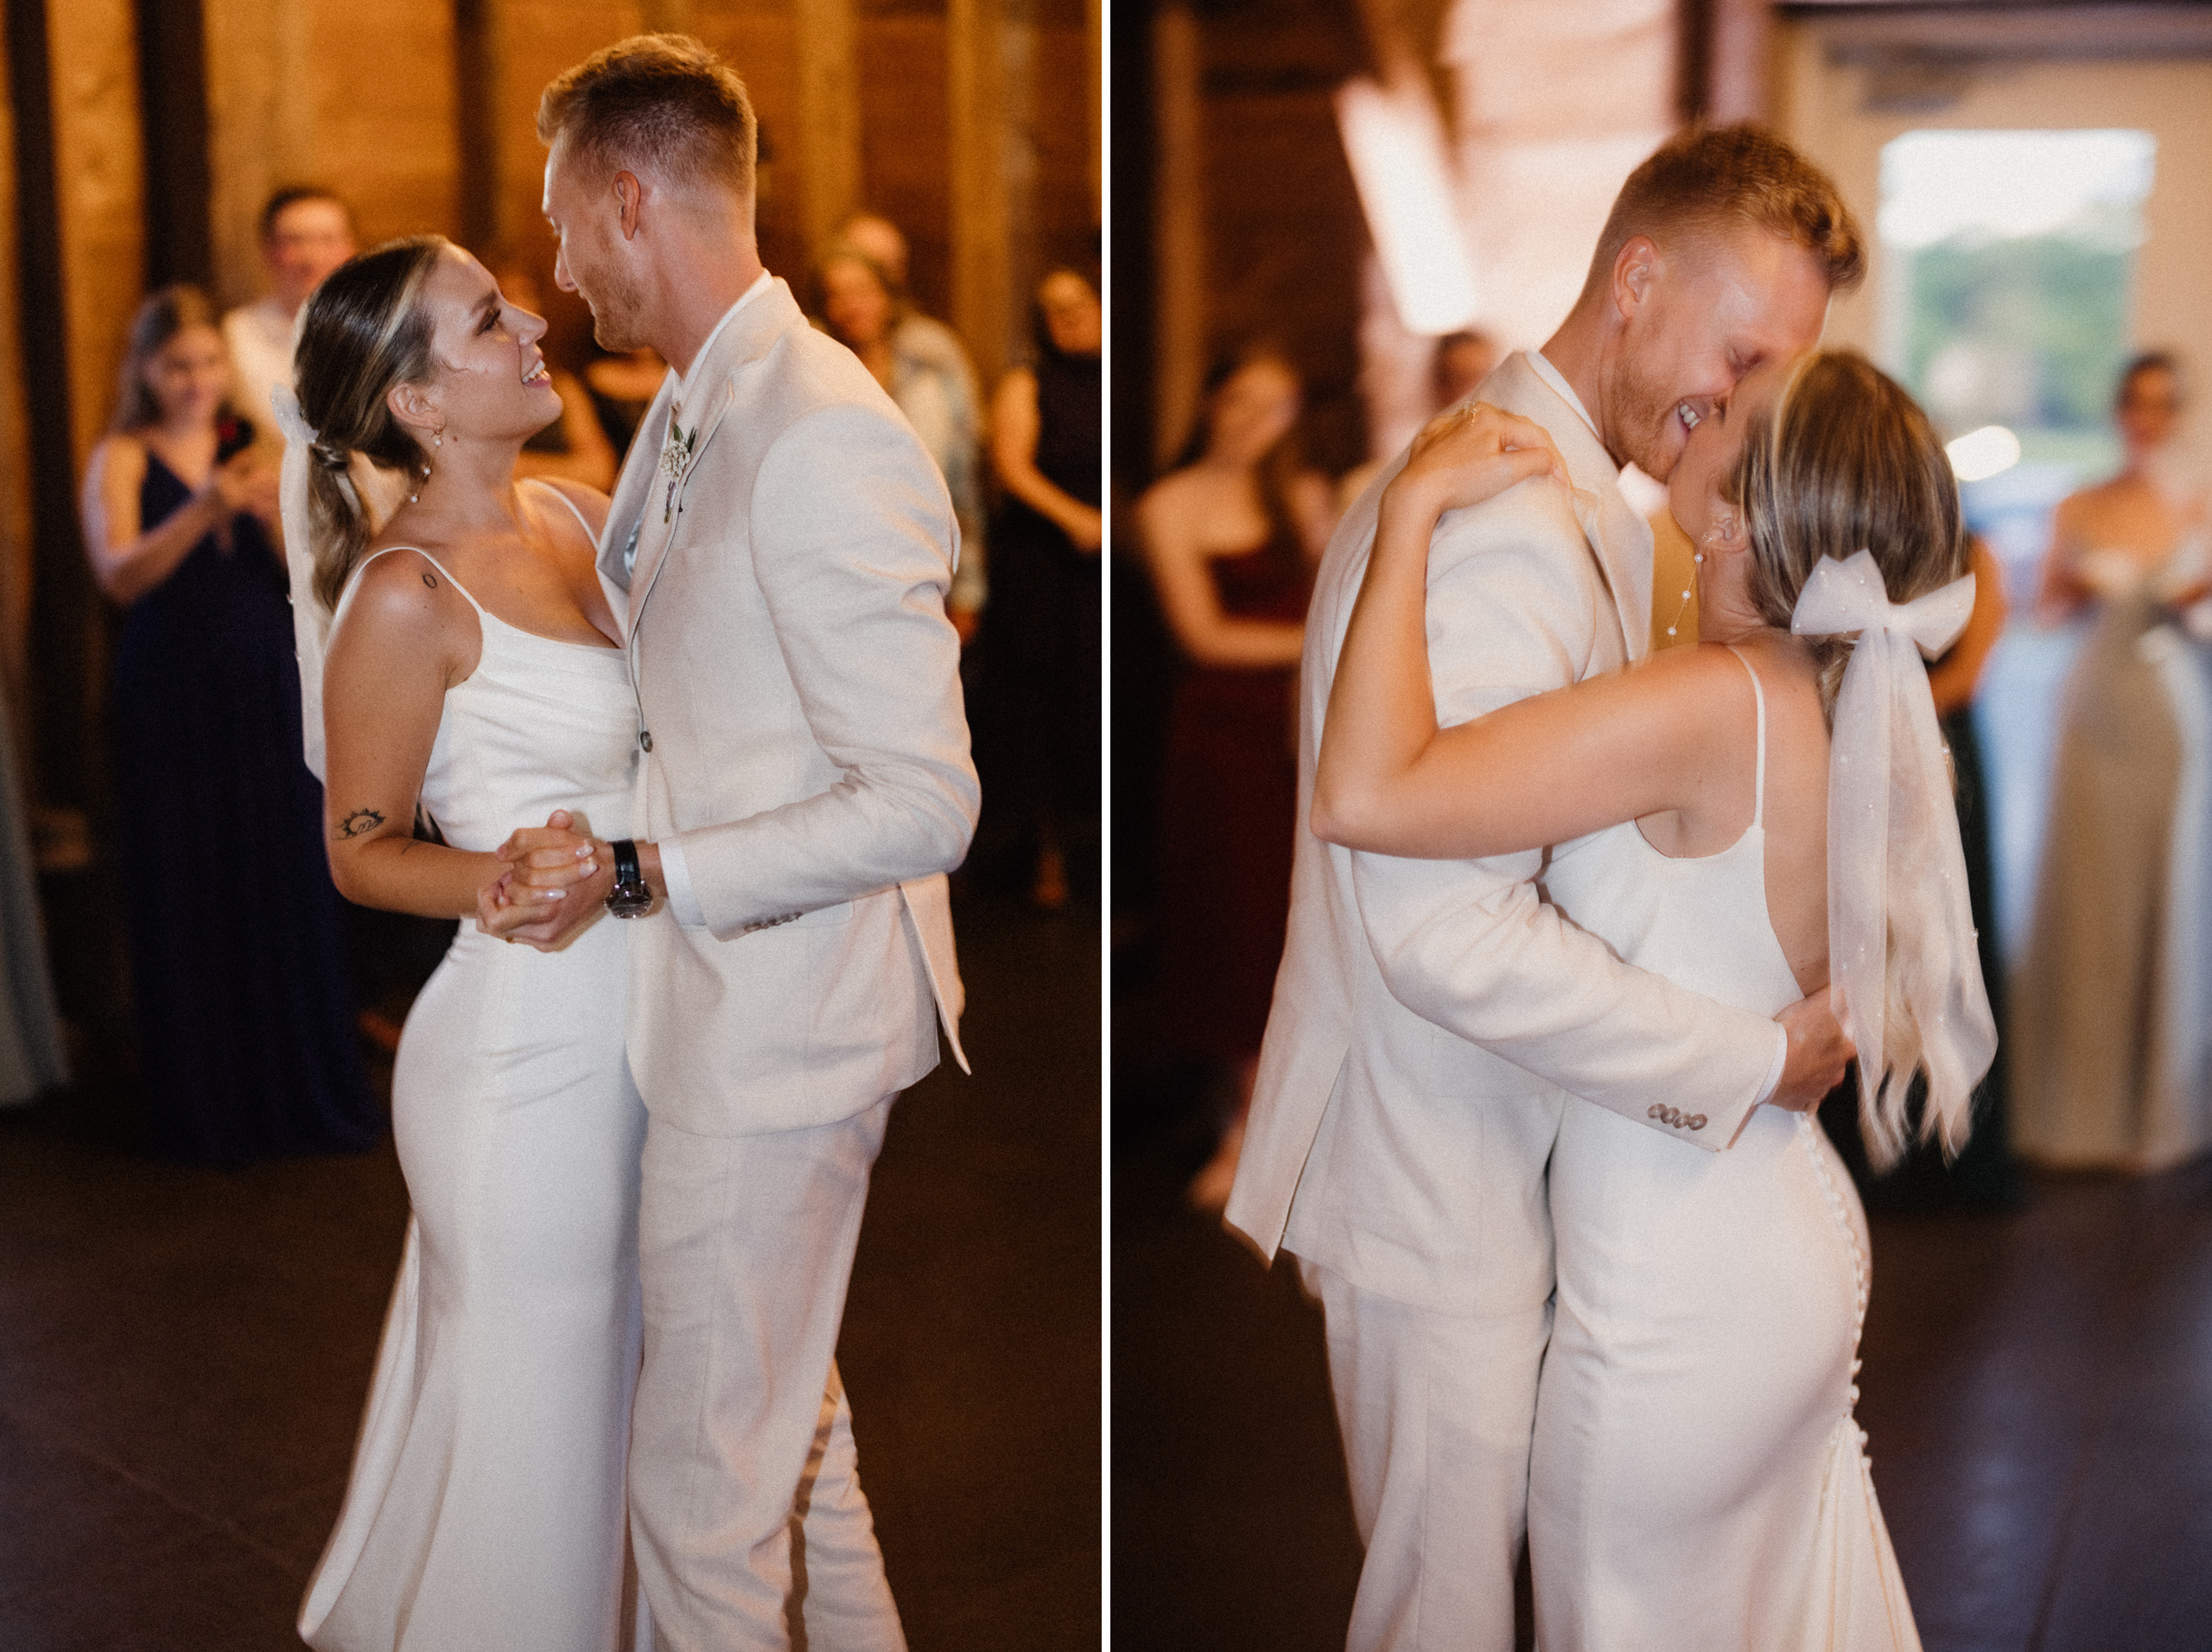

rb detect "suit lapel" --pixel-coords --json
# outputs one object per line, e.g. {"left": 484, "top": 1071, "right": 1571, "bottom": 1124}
{"left": 1490, "top": 353, "right": 1656, "bottom": 666}
{"left": 625, "top": 279, "right": 805, "bottom": 637}
{"left": 626, "top": 375, "right": 734, "bottom": 624}
{"left": 1573, "top": 484, "right": 1656, "bottom": 666}
{"left": 599, "top": 371, "right": 678, "bottom": 634}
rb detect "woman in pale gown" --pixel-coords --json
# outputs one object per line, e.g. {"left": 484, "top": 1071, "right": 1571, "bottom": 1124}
{"left": 2012, "top": 352, "right": 2212, "bottom": 1170}
{"left": 1314, "top": 352, "right": 1993, "bottom": 1648}
{"left": 284, "top": 236, "right": 644, "bottom": 1650}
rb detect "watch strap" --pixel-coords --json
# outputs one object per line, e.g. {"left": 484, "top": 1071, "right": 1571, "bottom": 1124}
{"left": 611, "top": 838, "right": 641, "bottom": 888}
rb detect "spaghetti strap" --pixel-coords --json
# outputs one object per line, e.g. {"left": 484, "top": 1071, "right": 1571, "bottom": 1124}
{"left": 523, "top": 477, "right": 600, "bottom": 546}
{"left": 1720, "top": 645, "right": 1769, "bottom": 829}
{"left": 342, "top": 544, "right": 487, "bottom": 619}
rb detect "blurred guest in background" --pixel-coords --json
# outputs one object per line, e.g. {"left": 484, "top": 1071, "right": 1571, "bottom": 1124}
{"left": 1339, "top": 327, "right": 1501, "bottom": 513}
{"left": 986, "top": 265, "right": 1103, "bottom": 909}
{"left": 814, "top": 242, "right": 987, "bottom": 632}
{"left": 490, "top": 262, "right": 619, "bottom": 493}
{"left": 0, "top": 679, "right": 67, "bottom": 1109}
{"left": 79, "top": 286, "right": 376, "bottom": 1166}
{"left": 582, "top": 345, "right": 667, "bottom": 461}
{"left": 1140, "top": 348, "right": 1336, "bottom": 1210}
{"left": 838, "top": 209, "right": 981, "bottom": 409}
{"left": 223, "top": 187, "right": 357, "bottom": 448}
{"left": 2014, "top": 353, "right": 2212, "bottom": 1171}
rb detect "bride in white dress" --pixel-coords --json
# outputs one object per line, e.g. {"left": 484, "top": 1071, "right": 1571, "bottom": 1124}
{"left": 1312, "top": 351, "right": 1995, "bottom": 1648}
{"left": 280, "top": 235, "right": 643, "bottom": 1650}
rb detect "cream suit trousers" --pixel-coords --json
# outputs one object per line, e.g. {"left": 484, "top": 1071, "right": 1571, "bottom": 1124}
{"left": 630, "top": 1095, "right": 905, "bottom": 1652}
{"left": 1306, "top": 1258, "right": 1550, "bottom": 1652}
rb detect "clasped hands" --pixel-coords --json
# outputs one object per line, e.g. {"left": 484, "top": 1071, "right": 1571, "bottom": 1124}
{"left": 477, "top": 810, "right": 611, "bottom": 950}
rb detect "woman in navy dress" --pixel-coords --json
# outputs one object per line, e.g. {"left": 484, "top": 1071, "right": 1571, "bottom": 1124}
{"left": 987, "top": 266, "right": 1104, "bottom": 907}
{"left": 79, "top": 285, "right": 376, "bottom": 1165}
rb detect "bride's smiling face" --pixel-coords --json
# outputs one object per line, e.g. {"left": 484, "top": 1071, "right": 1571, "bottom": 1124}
{"left": 399, "top": 249, "right": 563, "bottom": 447}
{"left": 1667, "top": 354, "right": 1795, "bottom": 554}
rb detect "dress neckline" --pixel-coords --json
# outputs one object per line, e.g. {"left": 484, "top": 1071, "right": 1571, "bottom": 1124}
{"left": 142, "top": 443, "right": 210, "bottom": 495}
{"left": 354, "top": 546, "right": 623, "bottom": 655}
{"left": 351, "top": 480, "right": 624, "bottom": 658}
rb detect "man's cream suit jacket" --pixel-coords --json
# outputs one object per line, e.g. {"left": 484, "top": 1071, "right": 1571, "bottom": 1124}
{"left": 1224, "top": 353, "right": 1786, "bottom": 1318}
{"left": 599, "top": 278, "right": 979, "bottom": 1136}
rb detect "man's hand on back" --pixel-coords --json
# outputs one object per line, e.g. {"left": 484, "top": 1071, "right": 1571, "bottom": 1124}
{"left": 1768, "top": 991, "right": 1853, "bottom": 1113}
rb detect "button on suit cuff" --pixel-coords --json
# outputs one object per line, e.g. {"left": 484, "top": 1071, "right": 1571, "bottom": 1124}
{"left": 658, "top": 836, "right": 708, "bottom": 927}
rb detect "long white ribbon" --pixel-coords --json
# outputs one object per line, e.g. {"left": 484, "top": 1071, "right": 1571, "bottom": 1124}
{"left": 1791, "top": 550, "right": 1996, "bottom": 1159}
{"left": 271, "top": 387, "right": 329, "bottom": 784}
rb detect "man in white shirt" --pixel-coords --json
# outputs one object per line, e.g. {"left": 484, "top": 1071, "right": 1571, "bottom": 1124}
{"left": 223, "top": 187, "right": 357, "bottom": 445}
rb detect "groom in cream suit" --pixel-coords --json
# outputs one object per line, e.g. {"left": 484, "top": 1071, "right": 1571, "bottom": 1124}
{"left": 1226, "top": 127, "right": 1864, "bottom": 1650}
{"left": 490, "top": 35, "right": 976, "bottom": 1651}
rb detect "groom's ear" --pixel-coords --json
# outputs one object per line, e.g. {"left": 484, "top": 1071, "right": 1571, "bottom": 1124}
{"left": 613, "top": 170, "right": 645, "bottom": 240}
{"left": 1612, "top": 235, "right": 1659, "bottom": 323}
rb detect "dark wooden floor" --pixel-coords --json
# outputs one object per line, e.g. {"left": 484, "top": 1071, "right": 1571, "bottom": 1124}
{"left": 1113, "top": 1096, "right": 2212, "bottom": 1652}
{"left": 0, "top": 890, "right": 1100, "bottom": 1651}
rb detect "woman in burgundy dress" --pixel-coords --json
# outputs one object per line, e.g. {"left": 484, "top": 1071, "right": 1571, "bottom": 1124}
{"left": 1138, "top": 349, "right": 1336, "bottom": 1209}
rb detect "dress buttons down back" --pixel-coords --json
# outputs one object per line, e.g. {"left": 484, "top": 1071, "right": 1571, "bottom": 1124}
{"left": 639, "top": 731, "right": 653, "bottom": 753}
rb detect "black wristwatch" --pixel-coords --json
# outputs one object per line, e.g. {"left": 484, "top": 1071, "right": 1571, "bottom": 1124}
{"left": 605, "top": 838, "right": 652, "bottom": 918}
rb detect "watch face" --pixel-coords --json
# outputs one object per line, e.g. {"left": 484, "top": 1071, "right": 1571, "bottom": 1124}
{"left": 607, "top": 879, "right": 653, "bottom": 918}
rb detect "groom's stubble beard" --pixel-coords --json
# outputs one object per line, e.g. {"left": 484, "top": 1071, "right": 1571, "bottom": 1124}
{"left": 572, "top": 225, "right": 649, "bottom": 353}
{"left": 585, "top": 267, "right": 648, "bottom": 354}
{"left": 1604, "top": 346, "right": 1687, "bottom": 484}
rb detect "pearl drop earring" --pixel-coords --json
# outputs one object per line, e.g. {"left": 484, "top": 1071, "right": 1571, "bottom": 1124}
{"left": 410, "top": 460, "right": 430, "bottom": 505}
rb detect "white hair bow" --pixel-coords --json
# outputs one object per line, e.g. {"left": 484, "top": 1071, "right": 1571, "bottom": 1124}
{"left": 1790, "top": 549, "right": 1996, "bottom": 1161}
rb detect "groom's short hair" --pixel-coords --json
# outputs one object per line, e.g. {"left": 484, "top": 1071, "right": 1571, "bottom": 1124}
{"left": 1582, "top": 124, "right": 1865, "bottom": 302}
{"left": 538, "top": 34, "right": 758, "bottom": 204}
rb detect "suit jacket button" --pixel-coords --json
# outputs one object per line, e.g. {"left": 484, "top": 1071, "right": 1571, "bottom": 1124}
{"left": 639, "top": 730, "right": 653, "bottom": 753}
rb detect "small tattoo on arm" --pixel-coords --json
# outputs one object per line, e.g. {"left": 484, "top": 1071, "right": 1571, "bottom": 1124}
{"left": 336, "top": 807, "right": 387, "bottom": 840}
{"left": 422, "top": 572, "right": 437, "bottom": 588}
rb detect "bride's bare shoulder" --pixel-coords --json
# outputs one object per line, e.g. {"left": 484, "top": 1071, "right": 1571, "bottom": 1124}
{"left": 1611, "top": 639, "right": 1768, "bottom": 729}
{"left": 336, "top": 544, "right": 471, "bottom": 638}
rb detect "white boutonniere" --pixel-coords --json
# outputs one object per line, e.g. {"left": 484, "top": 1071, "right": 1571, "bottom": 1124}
{"left": 659, "top": 412, "right": 698, "bottom": 524}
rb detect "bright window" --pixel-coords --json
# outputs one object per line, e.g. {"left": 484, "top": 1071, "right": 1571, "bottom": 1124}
{"left": 1880, "top": 128, "right": 2154, "bottom": 505}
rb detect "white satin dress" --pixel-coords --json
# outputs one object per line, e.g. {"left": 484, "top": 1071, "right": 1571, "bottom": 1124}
{"left": 1529, "top": 651, "right": 1920, "bottom": 1651}
{"left": 301, "top": 537, "right": 647, "bottom": 1652}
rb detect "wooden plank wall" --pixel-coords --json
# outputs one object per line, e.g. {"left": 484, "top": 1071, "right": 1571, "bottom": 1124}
{"left": 0, "top": 22, "right": 33, "bottom": 730}
{"left": 1120, "top": 0, "right": 1372, "bottom": 492}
